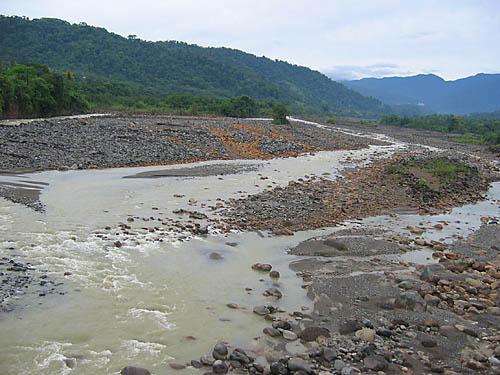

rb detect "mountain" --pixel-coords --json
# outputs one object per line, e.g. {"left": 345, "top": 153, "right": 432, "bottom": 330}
{"left": 341, "top": 73, "right": 500, "bottom": 115}
{"left": 0, "top": 15, "right": 390, "bottom": 118}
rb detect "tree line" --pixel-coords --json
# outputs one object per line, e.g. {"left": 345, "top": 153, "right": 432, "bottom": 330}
{"left": 0, "top": 62, "right": 292, "bottom": 120}
{"left": 0, "top": 62, "right": 89, "bottom": 117}
{"left": 381, "top": 114, "right": 500, "bottom": 145}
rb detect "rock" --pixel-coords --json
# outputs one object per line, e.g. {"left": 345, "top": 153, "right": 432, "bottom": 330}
{"left": 270, "top": 270, "right": 280, "bottom": 279}
{"left": 252, "top": 263, "right": 272, "bottom": 272}
{"left": 378, "top": 301, "right": 395, "bottom": 310}
{"left": 321, "top": 347, "right": 337, "bottom": 362}
{"left": 169, "top": 363, "right": 186, "bottom": 370}
{"left": 465, "top": 359, "right": 486, "bottom": 370}
{"left": 398, "top": 280, "right": 414, "bottom": 289}
{"left": 489, "top": 357, "right": 500, "bottom": 366}
{"left": 229, "top": 349, "right": 251, "bottom": 365}
{"left": 190, "top": 360, "right": 203, "bottom": 368}
{"left": 323, "top": 238, "right": 348, "bottom": 251}
{"left": 287, "top": 358, "right": 311, "bottom": 373}
{"left": 213, "top": 360, "right": 229, "bottom": 374}
{"left": 253, "top": 305, "right": 271, "bottom": 315}
{"left": 264, "top": 287, "right": 283, "bottom": 299}
{"left": 273, "top": 320, "right": 292, "bottom": 330}
{"left": 424, "top": 294, "right": 440, "bottom": 306}
{"left": 334, "top": 359, "right": 346, "bottom": 370}
{"left": 282, "top": 330, "right": 298, "bottom": 340}
{"left": 341, "top": 367, "right": 354, "bottom": 375}
{"left": 213, "top": 342, "right": 228, "bottom": 360}
{"left": 487, "top": 306, "right": 500, "bottom": 315}
{"left": 394, "top": 291, "right": 426, "bottom": 311}
{"left": 421, "top": 338, "right": 437, "bottom": 348}
{"left": 114, "top": 241, "right": 122, "bottom": 248}
{"left": 376, "top": 328, "right": 392, "bottom": 337}
{"left": 63, "top": 358, "right": 77, "bottom": 368}
{"left": 226, "top": 303, "right": 241, "bottom": 309}
{"left": 253, "top": 363, "right": 265, "bottom": 373}
{"left": 355, "top": 327, "right": 375, "bottom": 341}
{"left": 420, "top": 266, "right": 440, "bottom": 283}
{"left": 363, "top": 354, "right": 389, "bottom": 371}
{"left": 271, "top": 362, "right": 288, "bottom": 375}
{"left": 200, "top": 355, "right": 215, "bottom": 366}
{"left": 407, "top": 225, "right": 424, "bottom": 235}
{"left": 209, "top": 252, "right": 224, "bottom": 260}
{"left": 455, "top": 324, "right": 479, "bottom": 337}
{"left": 264, "top": 327, "right": 281, "bottom": 337}
{"left": 120, "top": 366, "right": 151, "bottom": 375}
{"left": 300, "top": 326, "right": 330, "bottom": 341}
{"left": 339, "top": 319, "right": 363, "bottom": 334}
{"left": 466, "top": 277, "right": 484, "bottom": 288}
{"left": 422, "top": 319, "right": 440, "bottom": 328}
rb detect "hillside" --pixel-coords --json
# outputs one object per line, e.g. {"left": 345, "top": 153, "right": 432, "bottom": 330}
{"left": 342, "top": 73, "right": 500, "bottom": 115}
{"left": 0, "top": 15, "right": 390, "bottom": 118}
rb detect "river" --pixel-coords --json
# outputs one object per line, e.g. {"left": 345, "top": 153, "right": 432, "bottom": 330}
{"left": 0, "top": 134, "right": 498, "bottom": 374}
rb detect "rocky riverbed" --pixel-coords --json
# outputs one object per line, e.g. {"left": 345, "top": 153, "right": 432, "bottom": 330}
{"left": 1, "top": 113, "right": 500, "bottom": 375}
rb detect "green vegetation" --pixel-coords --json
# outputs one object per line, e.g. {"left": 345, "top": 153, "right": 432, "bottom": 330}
{"left": 449, "top": 137, "right": 482, "bottom": 145}
{"left": 0, "top": 15, "right": 391, "bottom": 118}
{"left": 386, "top": 158, "right": 472, "bottom": 187}
{"left": 0, "top": 63, "right": 89, "bottom": 117}
{"left": 381, "top": 114, "right": 500, "bottom": 145}
{"left": 0, "top": 62, "right": 281, "bottom": 118}
{"left": 272, "top": 104, "right": 290, "bottom": 124}
{"left": 325, "top": 117, "right": 337, "bottom": 124}
{"left": 423, "top": 159, "right": 471, "bottom": 184}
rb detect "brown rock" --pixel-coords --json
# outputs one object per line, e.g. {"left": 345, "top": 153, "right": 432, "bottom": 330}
{"left": 299, "top": 326, "right": 330, "bottom": 341}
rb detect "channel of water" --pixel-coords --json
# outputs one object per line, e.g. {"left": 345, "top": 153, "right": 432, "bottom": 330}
{"left": 0, "top": 131, "right": 498, "bottom": 374}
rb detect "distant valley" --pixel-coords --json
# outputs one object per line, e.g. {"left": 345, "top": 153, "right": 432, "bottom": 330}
{"left": 340, "top": 73, "right": 500, "bottom": 115}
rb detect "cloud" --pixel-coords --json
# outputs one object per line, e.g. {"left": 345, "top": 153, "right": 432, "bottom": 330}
{"left": 323, "top": 64, "right": 416, "bottom": 81}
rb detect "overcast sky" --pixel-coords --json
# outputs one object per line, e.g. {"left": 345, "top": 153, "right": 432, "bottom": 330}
{"left": 2, "top": 0, "right": 499, "bottom": 80}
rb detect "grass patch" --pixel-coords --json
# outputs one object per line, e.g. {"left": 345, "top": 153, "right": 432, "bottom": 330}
{"left": 449, "top": 136, "right": 483, "bottom": 144}
{"left": 386, "top": 158, "right": 472, "bottom": 188}
{"left": 423, "top": 159, "right": 471, "bottom": 183}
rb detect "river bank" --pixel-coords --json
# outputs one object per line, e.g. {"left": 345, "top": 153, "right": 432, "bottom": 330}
{"left": 0, "top": 113, "right": 499, "bottom": 375}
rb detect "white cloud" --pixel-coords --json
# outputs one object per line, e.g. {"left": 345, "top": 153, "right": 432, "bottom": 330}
{"left": 1, "top": 0, "right": 499, "bottom": 80}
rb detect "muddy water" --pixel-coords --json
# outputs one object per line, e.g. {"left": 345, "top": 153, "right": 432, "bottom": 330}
{"left": 1, "top": 136, "right": 498, "bottom": 374}
{"left": 0, "top": 145, "right": 400, "bottom": 375}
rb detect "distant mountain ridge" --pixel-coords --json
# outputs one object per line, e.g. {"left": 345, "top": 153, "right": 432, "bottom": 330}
{"left": 0, "top": 15, "right": 390, "bottom": 117}
{"left": 341, "top": 73, "right": 500, "bottom": 115}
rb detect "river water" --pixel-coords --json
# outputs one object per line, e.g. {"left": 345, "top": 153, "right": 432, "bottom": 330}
{"left": 0, "top": 134, "right": 498, "bottom": 374}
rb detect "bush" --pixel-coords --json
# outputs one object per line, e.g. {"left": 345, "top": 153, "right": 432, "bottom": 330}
{"left": 272, "top": 104, "right": 289, "bottom": 124}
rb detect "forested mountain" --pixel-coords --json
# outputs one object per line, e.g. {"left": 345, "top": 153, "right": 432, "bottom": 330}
{"left": 342, "top": 73, "right": 500, "bottom": 115}
{"left": 0, "top": 15, "right": 390, "bottom": 117}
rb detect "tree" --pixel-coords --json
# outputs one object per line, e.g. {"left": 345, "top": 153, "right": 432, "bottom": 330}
{"left": 272, "top": 104, "right": 289, "bottom": 124}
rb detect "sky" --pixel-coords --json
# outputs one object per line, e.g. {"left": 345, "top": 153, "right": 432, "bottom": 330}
{"left": 1, "top": 0, "right": 499, "bottom": 81}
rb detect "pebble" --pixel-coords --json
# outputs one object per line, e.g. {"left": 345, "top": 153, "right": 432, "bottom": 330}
{"left": 355, "top": 327, "right": 375, "bottom": 341}
{"left": 282, "top": 330, "right": 298, "bottom": 341}
{"left": 213, "top": 360, "right": 229, "bottom": 374}
{"left": 253, "top": 305, "right": 271, "bottom": 315}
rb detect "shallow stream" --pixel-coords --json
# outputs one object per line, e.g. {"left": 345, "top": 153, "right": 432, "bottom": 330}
{"left": 0, "top": 135, "right": 498, "bottom": 375}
